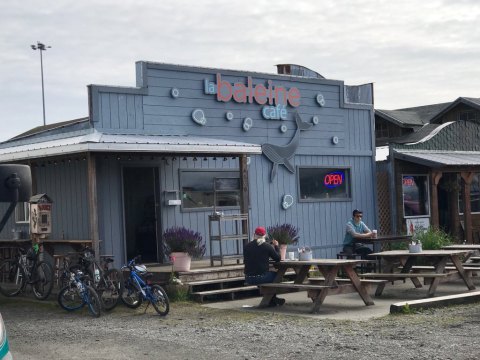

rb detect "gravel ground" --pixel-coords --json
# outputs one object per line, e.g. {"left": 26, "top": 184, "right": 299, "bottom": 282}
{"left": 2, "top": 296, "right": 480, "bottom": 360}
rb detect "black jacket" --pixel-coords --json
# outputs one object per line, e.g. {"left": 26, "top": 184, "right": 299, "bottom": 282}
{"left": 243, "top": 241, "right": 280, "bottom": 276}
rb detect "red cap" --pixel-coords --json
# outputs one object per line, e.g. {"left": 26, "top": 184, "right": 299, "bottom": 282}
{"left": 254, "top": 226, "right": 266, "bottom": 236}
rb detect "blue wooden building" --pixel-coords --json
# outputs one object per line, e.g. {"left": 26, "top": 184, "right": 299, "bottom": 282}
{"left": 0, "top": 62, "right": 377, "bottom": 265}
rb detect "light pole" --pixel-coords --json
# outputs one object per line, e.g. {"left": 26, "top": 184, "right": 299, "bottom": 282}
{"left": 31, "top": 41, "right": 51, "bottom": 126}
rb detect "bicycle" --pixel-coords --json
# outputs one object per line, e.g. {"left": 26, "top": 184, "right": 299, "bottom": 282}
{"left": 57, "top": 268, "right": 101, "bottom": 317}
{"left": 0, "top": 244, "right": 54, "bottom": 300}
{"left": 70, "top": 247, "right": 124, "bottom": 311}
{"left": 121, "top": 256, "right": 169, "bottom": 316}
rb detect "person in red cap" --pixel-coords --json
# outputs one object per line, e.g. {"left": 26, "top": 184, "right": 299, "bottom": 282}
{"left": 243, "top": 226, "right": 285, "bottom": 306}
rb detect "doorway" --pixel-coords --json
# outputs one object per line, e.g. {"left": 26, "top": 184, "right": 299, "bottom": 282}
{"left": 123, "top": 167, "right": 162, "bottom": 263}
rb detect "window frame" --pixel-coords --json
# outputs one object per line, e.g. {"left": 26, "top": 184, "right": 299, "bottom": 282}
{"left": 297, "top": 166, "right": 353, "bottom": 203}
{"left": 458, "top": 172, "right": 480, "bottom": 215}
{"left": 401, "top": 174, "right": 431, "bottom": 218}
{"left": 179, "top": 169, "right": 242, "bottom": 212}
{"left": 15, "top": 202, "right": 30, "bottom": 224}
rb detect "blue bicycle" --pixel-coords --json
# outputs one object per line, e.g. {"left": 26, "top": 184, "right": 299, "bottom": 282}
{"left": 57, "top": 269, "right": 102, "bottom": 317}
{"left": 120, "top": 257, "right": 169, "bottom": 316}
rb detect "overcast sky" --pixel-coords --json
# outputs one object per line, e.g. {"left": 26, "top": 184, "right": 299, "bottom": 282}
{"left": 1, "top": 0, "right": 479, "bottom": 142}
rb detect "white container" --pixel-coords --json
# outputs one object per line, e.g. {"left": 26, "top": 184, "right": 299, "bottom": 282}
{"left": 372, "top": 230, "right": 377, "bottom": 238}
{"left": 298, "top": 248, "right": 313, "bottom": 261}
{"left": 408, "top": 244, "right": 422, "bottom": 253}
{"left": 288, "top": 252, "right": 295, "bottom": 260}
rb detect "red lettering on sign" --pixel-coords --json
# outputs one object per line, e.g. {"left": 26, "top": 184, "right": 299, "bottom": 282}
{"left": 323, "top": 171, "right": 344, "bottom": 188}
{"left": 214, "top": 73, "right": 300, "bottom": 107}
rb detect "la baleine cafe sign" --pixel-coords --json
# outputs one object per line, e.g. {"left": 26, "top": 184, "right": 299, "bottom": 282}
{"left": 204, "top": 74, "right": 301, "bottom": 120}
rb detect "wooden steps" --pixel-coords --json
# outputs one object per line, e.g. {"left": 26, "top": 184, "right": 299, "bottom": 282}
{"left": 188, "top": 270, "right": 298, "bottom": 302}
{"left": 191, "top": 285, "right": 259, "bottom": 302}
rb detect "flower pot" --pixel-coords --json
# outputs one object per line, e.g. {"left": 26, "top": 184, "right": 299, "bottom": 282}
{"left": 171, "top": 252, "right": 192, "bottom": 272}
{"left": 279, "top": 244, "right": 287, "bottom": 260}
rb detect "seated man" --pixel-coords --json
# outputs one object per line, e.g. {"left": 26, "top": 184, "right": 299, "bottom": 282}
{"left": 244, "top": 226, "right": 285, "bottom": 306}
{"left": 343, "top": 209, "right": 374, "bottom": 259}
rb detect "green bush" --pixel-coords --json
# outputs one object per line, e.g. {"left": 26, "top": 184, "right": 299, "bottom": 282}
{"left": 164, "top": 284, "right": 190, "bottom": 302}
{"left": 415, "top": 227, "right": 453, "bottom": 250}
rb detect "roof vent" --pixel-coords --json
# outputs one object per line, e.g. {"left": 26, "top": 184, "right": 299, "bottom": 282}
{"left": 275, "top": 64, "right": 324, "bottom": 79}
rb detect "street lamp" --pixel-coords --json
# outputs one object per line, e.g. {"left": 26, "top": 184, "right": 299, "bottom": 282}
{"left": 31, "top": 41, "right": 51, "bottom": 126}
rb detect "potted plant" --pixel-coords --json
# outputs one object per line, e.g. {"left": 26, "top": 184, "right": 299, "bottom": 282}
{"left": 267, "top": 223, "right": 300, "bottom": 260}
{"left": 163, "top": 226, "right": 206, "bottom": 271}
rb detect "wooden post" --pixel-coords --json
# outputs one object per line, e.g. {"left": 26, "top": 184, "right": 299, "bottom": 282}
{"left": 461, "top": 172, "right": 474, "bottom": 244}
{"left": 430, "top": 171, "right": 442, "bottom": 229}
{"left": 239, "top": 154, "right": 250, "bottom": 246}
{"left": 87, "top": 153, "right": 100, "bottom": 260}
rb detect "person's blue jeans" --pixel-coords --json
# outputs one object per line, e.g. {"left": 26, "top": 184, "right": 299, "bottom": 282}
{"left": 245, "top": 271, "right": 277, "bottom": 285}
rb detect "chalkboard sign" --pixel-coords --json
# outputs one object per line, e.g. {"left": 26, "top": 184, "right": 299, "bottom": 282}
{"left": 214, "top": 178, "right": 240, "bottom": 191}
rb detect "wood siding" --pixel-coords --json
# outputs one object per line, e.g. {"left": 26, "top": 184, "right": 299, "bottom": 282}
{"left": 0, "top": 160, "right": 90, "bottom": 241}
{"left": 88, "top": 62, "right": 376, "bottom": 263}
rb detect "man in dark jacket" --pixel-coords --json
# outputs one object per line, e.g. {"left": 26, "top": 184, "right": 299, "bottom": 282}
{"left": 244, "top": 226, "right": 285, "bottom": 306}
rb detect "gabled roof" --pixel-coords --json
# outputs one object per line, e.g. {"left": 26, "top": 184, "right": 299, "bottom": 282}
{"left": 429, "top": 97, "right": 480, "bottom": 123}
{"left": 375, "top": 102, "right": 451, "bottom": 127}
{"left": 4, "top": 117, "right": 90, "bottom": 143}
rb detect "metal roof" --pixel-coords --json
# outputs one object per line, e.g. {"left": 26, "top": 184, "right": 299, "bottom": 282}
{"left": 0, "top": 131, "right": 262, "bottom": 162}
{"left": 394, "top": 149, "right": 480, "bottom": 168}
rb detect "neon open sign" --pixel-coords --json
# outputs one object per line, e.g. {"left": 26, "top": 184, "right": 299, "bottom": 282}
{"left": 324, "top": 171, "right": 344, "bottom": 188}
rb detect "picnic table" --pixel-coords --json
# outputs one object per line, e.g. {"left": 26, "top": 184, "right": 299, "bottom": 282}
{"left": 442, "top": 244, "right": 480, "bottom": 262}
{"left": 258, "top": 259, "right": 377, "bottom": 313}
{"left": 363, "top": 249, "right": 476, "bottom": 297}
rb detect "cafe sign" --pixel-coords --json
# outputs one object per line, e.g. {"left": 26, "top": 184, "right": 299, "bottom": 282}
{"left": 204, "top": 73, "right": 301, "bottom": 120}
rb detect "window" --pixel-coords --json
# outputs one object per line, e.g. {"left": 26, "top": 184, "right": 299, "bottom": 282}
{"left": 459, "top": 173, "right": 480, "bottom": 214}
{"left": 180, "top": 170, "right": 241, "bottom": 210}
{"left": 298, "top": 167, "right": 351, "bottom": 201}
{"left": 15, "top": 202, "right": 30, "bottom": 223}
{"left": 375, "top": 120, "right": 389, "bottom": 139}
{"left": 402, "top": 175, "right": 430, "bottom": 217}
{"left": 458, "top": 111, "right": 476, "bottom": 121}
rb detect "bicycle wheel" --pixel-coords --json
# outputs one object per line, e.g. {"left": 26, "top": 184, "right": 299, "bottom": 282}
{"left": 86, "top": 285, "right": 101, "bottom": 318}
{"left": 98, "top": 269, "right": 124, "bottom": 311}
{"left": 121, "top": 280, "right": 143, "bottom": 309}
{"left": 58, "top": 285, "right": 84, "bottom": 311}
{"left": 0, "top": 259, "right": 25, "bottom": 297}
{"left": 32, "top": 261, "right": 54, "bottom": 300}
{"left": 150, "top": 285, "right": 170, "bottom": 316}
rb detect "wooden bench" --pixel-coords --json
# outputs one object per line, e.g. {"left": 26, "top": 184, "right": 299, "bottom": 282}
{"left": 308, "top": 277, "right": 388, "bottom": 285}
{"left": 401, "top": 265, "right": 480, "bottom": 273}
{"left": 361, "top": 272, "right": 449, "bottom": 279}
{"left": 259, "top": 278, "right": 389, "bottom": 301}
{"left": 258, "top": 282, "right": 338, "bottom": 294}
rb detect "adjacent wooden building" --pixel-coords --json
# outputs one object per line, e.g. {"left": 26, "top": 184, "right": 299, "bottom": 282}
{"left": 375, "top": 97, "right": 480, "bottom": 242}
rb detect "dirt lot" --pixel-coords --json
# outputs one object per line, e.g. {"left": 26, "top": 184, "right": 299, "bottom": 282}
{"left": 2, "top": 296, "right": 480, "bottom": 360}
